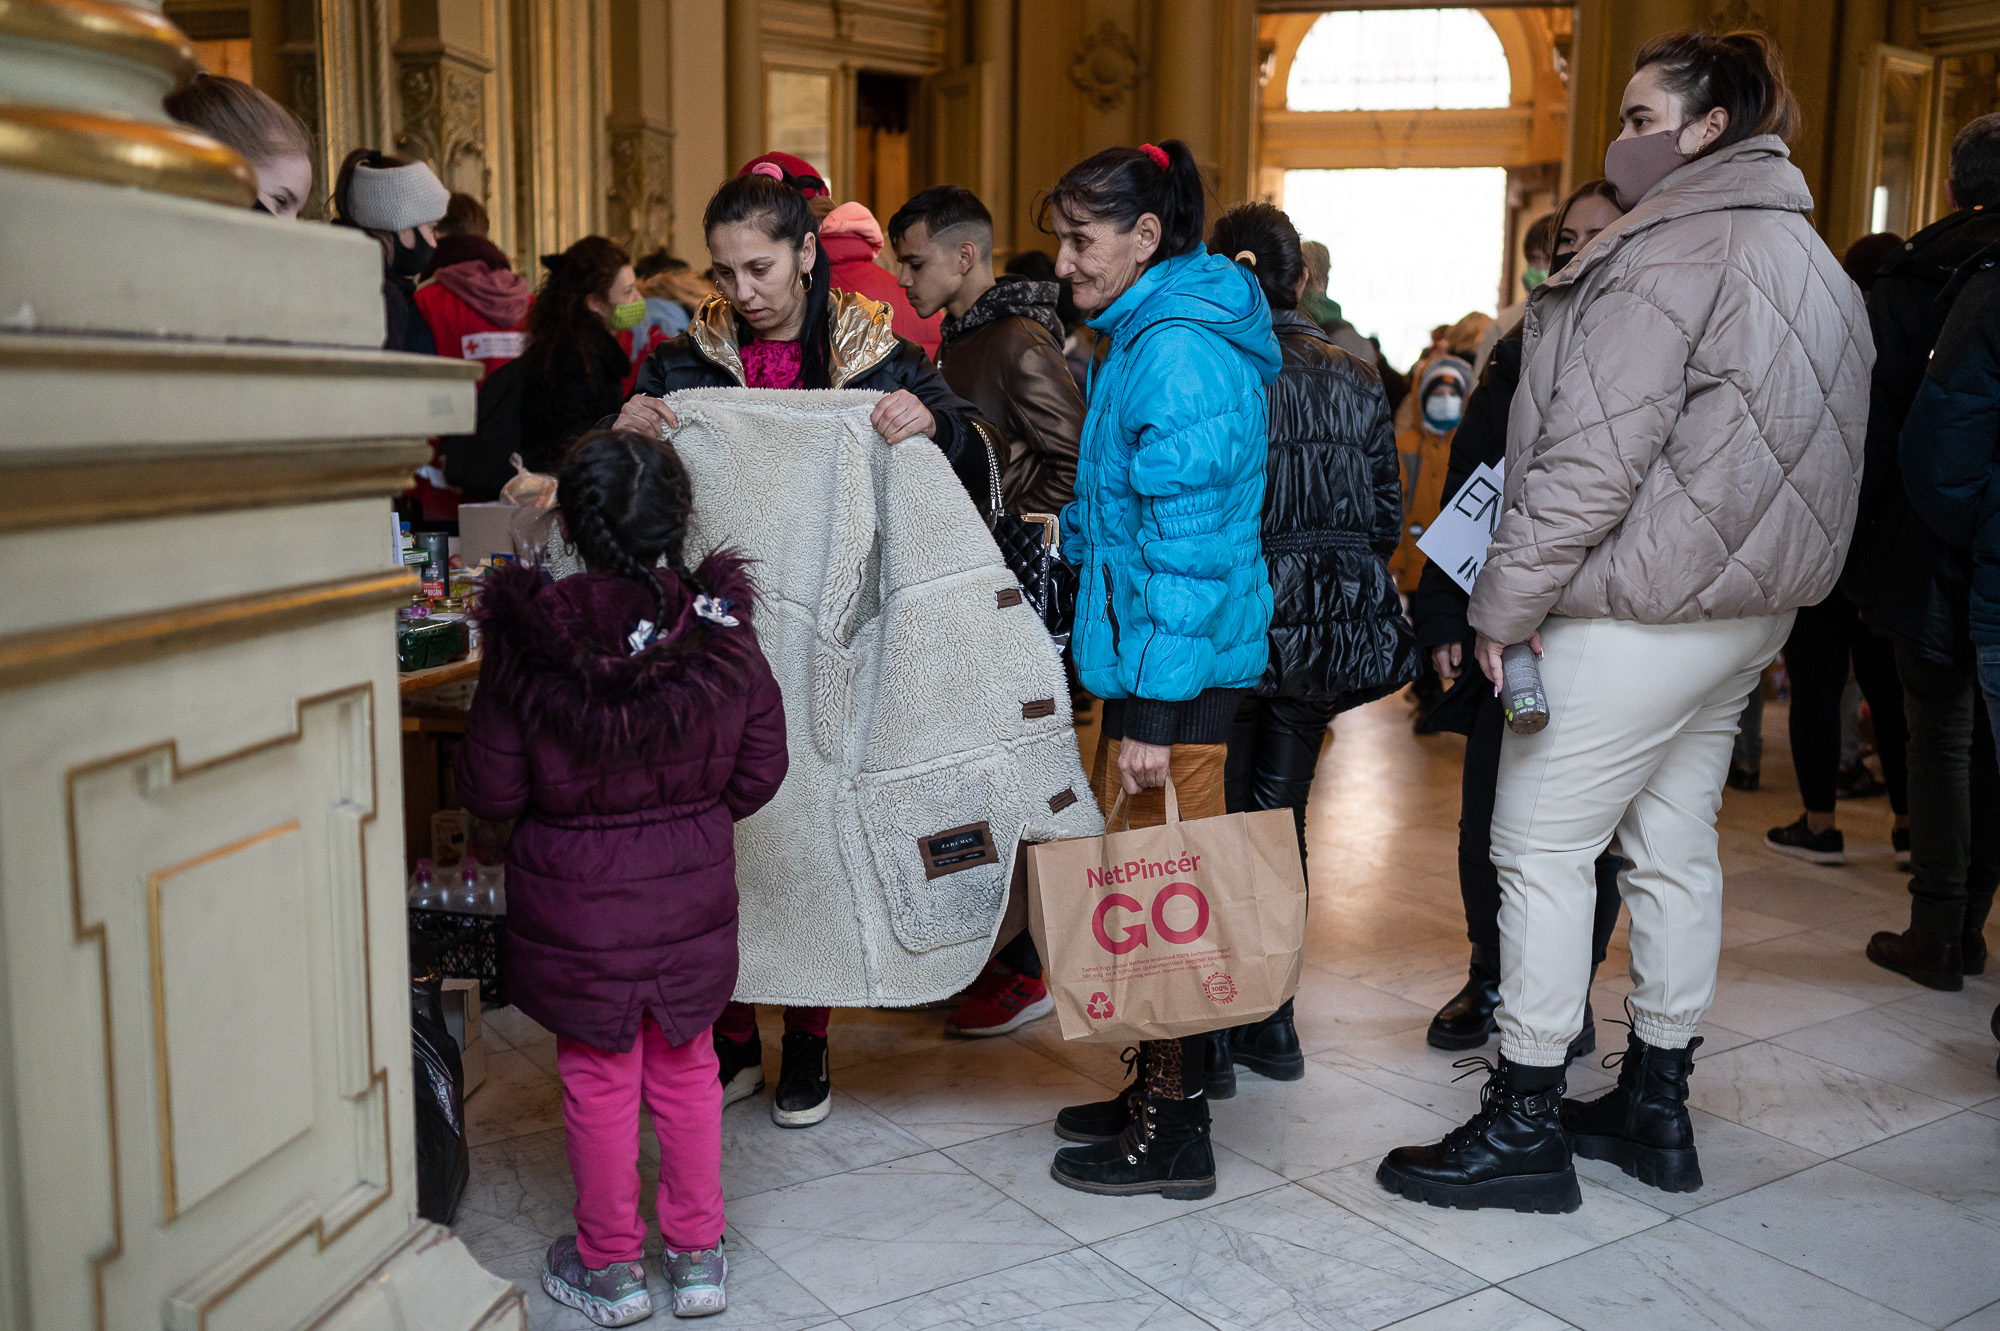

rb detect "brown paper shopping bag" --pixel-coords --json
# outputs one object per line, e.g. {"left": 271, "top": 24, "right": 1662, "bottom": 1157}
{"left": 1025, "top": 777, "right": 1308, "bottom": 1043}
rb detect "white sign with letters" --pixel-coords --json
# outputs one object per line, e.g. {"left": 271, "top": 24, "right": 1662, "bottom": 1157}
{"left": 1416, "top": 460, "right": 1505, "bottom": 594}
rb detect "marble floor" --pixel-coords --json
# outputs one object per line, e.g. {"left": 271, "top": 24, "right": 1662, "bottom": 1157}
{"left": 452, "top": 695, "right": 2000, "bottom": 1330}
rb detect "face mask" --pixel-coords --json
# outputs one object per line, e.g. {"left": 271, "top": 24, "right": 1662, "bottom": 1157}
{"left": 1604, "top": 126, "right": 1692, "bottom": 210}
{"left": 1548, "top": 249, "right": 1576, "bottom": 276}
{"left": 609, "top": 299, "right": 647, "bottom": 332}
{"left": 390, "top": 231, "right": 434, "bottom": 277}
{"left": 1423, "top": 392, "right": 1464, "bottom": 431}
{"left": 1521, "top": 265, "right": 1549, "bottom": 290}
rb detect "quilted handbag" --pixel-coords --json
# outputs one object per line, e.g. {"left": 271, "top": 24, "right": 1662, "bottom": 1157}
{"left": 975, "top": 421, "right": 1078, "bottom": 644}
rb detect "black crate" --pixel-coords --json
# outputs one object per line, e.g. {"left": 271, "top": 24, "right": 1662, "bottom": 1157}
{"left": 409, "top": 908, "right": 508, "bottom": 1009}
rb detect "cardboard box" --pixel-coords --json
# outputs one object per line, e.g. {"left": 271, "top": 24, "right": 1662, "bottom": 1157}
{"left": 440, "top": 978, "right": 485, "bottom": 1095}
{"left": 457, "top": 502, "right": 520, "bottom": 568}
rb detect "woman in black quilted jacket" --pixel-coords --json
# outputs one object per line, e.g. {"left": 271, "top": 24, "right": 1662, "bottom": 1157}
{"left": 1205, "top": 204, "right": 1419, "bottom": 1086}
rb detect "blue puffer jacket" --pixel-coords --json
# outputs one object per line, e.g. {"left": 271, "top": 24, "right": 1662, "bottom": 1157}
{"left": 1062, "top": 249, "right": 1283, "bottom": 704}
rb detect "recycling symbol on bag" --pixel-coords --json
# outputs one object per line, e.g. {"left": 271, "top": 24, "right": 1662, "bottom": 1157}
{"left": 1086, "top": 992, "right": 1115, "bottom": 1019}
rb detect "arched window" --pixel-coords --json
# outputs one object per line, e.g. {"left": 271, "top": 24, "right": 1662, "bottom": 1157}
{"left": 1287, "top": 9, "right": 1511, "bottom": 112}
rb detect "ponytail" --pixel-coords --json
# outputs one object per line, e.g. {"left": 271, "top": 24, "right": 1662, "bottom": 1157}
{"left": 702, "top": 172, "right": 833, "bottom": 387}
{"left": 1037, "top": 138, "right": 1207, "bottom": 265}
{"left": 1634, "top": 29, "right": 1802, "bottom": 156}
{"left": 556, "top": 430, "right": 694, "bottom": 649}
{"left": 1207, "top": 203, "right": 1305, "bottom": 311}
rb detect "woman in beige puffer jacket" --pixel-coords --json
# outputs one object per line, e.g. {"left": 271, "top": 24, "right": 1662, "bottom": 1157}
{"left": 1378, "top": 30, "right": 1873, "bottom": 1217}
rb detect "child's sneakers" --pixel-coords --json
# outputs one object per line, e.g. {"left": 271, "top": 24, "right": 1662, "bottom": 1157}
{"left": 542, "top": 1235, "right": 652, "bottom": 1326}
{"left": 663, "top": 1244, "right": 728, "bottom": 1318}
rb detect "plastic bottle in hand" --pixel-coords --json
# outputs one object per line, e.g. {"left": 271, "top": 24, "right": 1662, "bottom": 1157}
{"left": 1501, "top": 642, "right": 1550, "bottom": 734}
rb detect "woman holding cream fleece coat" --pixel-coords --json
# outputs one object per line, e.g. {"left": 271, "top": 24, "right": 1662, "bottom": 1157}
{"left": 1378, "top": 31, "right": 1871, "bottom": 1216}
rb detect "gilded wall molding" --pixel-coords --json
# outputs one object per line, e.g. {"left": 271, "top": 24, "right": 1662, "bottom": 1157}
{"left": 607, "top": 116, "right": 673, "bottom": 256}
{"left": 1070, "top": 20, "right": 1148, "bottom": 112}
{"left": 0, "top": 570, "right": 418, "bottom": 691}
{"left": 394, "top": 38, "right": 494, "bottom": 202}
{"left": 64, "top": 687, "right": 395, "bottom": 1326}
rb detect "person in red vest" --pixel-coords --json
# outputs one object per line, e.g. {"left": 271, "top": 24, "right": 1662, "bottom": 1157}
{"left": 416, "top": 223, "right": 530, "bottom": 383}
{"left": 408, "top": 202, "right": 531, "bottom": 519}
{"left": 736, "top": 152, "right": 942, "bottom": 360}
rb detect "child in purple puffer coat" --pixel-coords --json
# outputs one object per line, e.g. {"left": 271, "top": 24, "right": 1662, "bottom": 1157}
{"left": 457, "top": 429, "right": 787, "bottom": 1324}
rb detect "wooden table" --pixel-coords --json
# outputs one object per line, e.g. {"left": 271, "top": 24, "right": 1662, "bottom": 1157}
{"left": 398, "top": 651, "right": 481, "bottom": 697}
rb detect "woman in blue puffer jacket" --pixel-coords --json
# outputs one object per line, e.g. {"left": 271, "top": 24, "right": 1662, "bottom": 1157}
{"left": 1041, "top": 139, "right": 1281, "bottom": 1202}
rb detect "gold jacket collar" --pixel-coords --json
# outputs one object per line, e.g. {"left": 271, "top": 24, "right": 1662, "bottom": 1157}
{"left": 687, "top": 290, "right": 901, "bottom": 388}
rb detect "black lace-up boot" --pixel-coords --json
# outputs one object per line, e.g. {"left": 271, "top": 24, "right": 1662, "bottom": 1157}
{"left": 1563, "top": 1030, "right": 1704, "bottom": 1192}
{"left": 1427, "top": 945, "right": 1501, "bottom": 1050}
{"left": 1050, "top": 1092, "right": 1217, "bottom": 1199}
{"left": 1055, "top": 1045, "right": 1148, "bottom": 1143}
{"left": 1230, "top": 998, "right": 1306, "bottom": 1080}
{"left": 1205, "top": 1030, "right": 1237, "bottom": 1099}
{"left": 1376, "top": 1056, "right": 1580, "bottom": 1213}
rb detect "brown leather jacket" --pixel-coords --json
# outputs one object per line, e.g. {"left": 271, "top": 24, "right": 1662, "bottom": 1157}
{"left": 935, "top": 278, "right": 1084, "bottom": 516}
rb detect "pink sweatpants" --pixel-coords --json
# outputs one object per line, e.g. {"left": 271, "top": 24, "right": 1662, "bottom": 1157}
{"left": 556, "top": 1014, "right": 725, "bottom": 1268}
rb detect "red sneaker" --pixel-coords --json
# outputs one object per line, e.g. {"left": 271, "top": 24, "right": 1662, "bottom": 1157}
{"left": 944, "top": 963, "right": 1054, "bottom": 1036}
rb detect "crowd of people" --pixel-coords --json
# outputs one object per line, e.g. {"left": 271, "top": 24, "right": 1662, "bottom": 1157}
{"left": 165, "top": 27, "right": 2000, "bottom": 1325}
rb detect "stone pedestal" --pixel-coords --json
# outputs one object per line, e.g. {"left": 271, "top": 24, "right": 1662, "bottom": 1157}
{"left": 0, "top": 3, "right": 519, "bottom": 1327}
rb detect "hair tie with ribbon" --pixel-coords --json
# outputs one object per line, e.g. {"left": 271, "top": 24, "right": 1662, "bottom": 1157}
{"left": 1139, "top": 143, "right": 1169, "bottom": 171}
{"left": 1234, "top": 249, "right": 1258, "bottom": 268}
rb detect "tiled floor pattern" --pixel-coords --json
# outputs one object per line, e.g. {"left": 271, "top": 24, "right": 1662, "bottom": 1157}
{"left": 455, "top": 696, "right": 2000, "bottom": 1329}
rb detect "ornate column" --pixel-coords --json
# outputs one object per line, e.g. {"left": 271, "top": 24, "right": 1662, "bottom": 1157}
{"left": 0, "top": 3, "right": 520, "bottom": 1327}
{"left": 393, "top": 37, "right": 495, "bottom": 199}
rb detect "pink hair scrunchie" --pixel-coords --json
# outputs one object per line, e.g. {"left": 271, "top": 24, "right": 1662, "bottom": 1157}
{"left": 750, "top": 161, "right": 786, "bottom": 182}
{"left": 1139, "top": 143, "right": 1169, "bottom": 171}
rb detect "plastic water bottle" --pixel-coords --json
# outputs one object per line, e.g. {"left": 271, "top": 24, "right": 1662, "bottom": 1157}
{"left": 1501, "top": 642, "right": 1550, "bottom": 734}
{"left": 475, "top": 861, "right": 507, "bottom": 916}
{"left": 448, "top": 856, "right": 486, "bottom": 912}
{"left": 407, "top": 858, "right": 448, "bottom": 909}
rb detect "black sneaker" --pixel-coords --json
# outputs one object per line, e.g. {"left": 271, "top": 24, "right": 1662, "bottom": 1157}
{"left": 1894, "top": 826, "right": 1912, "bottom": 871}
{"left": 1765, "top": 816, "right": 1844, "bottom": 866}
{"left": 772, "top": 1032, "right": 830, "bottom": 1128}
{"left": 1726, "top": 762, "right": 1760, "bottom": 792}
{"left": 1377, "top": 1056, "right": 1579, "bottom": 1212}
{"left": 714, "top": 1031, "right": 765, "bottom": 1110}
{"left": 1055, "top": 1046, "right": 1147, "bottom": 1143}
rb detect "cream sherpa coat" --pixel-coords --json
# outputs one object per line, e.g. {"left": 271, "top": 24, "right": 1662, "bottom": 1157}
{"left": 655, "top": 389, "right": 1102, "bottom": 1006}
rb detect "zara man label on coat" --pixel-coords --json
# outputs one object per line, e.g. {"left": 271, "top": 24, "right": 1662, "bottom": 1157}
{"left": 919, "top": 821, "right": 1001, "bottom": 880}
{"left": 1417, "top": 460, "right": 1505, "bottom": 594}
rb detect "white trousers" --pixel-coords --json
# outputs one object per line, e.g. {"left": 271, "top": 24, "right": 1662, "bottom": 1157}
{"left": 1492, "top": 613, "right": 1792, "bottom": 1066}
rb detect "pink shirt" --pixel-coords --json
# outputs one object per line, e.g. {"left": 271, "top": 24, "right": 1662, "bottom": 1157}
{"left": 740, "top": 339, "right": 802, "bottom": 389}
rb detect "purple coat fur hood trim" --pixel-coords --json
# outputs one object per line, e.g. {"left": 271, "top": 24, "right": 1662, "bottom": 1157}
{"left": 473, "top": 550, "right": 764, "bottom": 760}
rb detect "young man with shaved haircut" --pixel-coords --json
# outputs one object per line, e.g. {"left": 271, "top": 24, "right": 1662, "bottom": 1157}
{"left": 889, "top": 186, "right": 1084, "bottom": 520}
{"left": 889, "top": 185, "right": 1087, "bottom": 1037}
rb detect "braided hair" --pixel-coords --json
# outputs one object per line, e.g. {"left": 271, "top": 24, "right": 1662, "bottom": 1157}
{"left": 556, "top": 429, "right": 693, "bottom": 650}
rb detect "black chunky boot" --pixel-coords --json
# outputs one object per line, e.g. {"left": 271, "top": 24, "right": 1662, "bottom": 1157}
{"left": 1055, "top": 1046, "right": 1147, "bottom": 1143}
{"left": 1563, "top": 1031, "right": 1704, "bottom": 1192}
{"left": 1428, "top": 945, "right": 1500, "bottom": 1051}
{"left": 1205, "top": 1031, "right": 1237, "bottom": 1099}
{"left": 1376, "top": 1057, "right": 1581, "bottom": 1213}
{"left": 1051, "top": 1093, "right": 1217, "bottom": 1199}
{"left": 1230, "top": 998, "right": 1306, "bottom": 1081}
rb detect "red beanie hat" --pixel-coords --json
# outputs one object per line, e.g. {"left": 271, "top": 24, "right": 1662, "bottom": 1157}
{"left": 737, "top": 151, "right": 828, "bottom": 197}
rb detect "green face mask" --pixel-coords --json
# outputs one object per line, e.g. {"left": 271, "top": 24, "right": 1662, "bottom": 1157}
{"left": 609, "top": 299, "right": 647, "bottom": 332}
{"left": 1521, "top": 265, "right": 1550, "bottom": 290}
